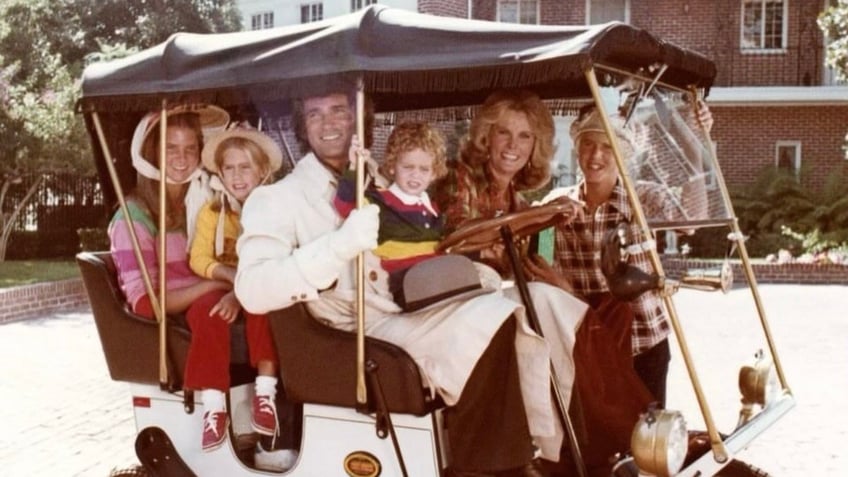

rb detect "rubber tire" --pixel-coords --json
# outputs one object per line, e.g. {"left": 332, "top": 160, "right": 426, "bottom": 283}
{"left": 109, "top": 465, "right": 150, "bottom": 477}
{"left": 714, "top": 459, "right": 771, "bottom": 477}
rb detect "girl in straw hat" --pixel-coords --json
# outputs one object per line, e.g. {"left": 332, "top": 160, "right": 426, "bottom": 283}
{"left": 188, "top": 124, "right": 296, "bottom": 472}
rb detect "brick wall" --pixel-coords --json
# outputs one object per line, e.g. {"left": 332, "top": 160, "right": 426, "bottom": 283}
{"left": 662, "top": 257, "right": 848, "bottom": 286}
{"left": 419, "top": 0, "right": 467, "bottom": 17}
{"left": 712, "top": 105, "right": 848, "bottom": 190}
{"left": 0, "top": 278, "right": 89, "bottom": 324}
{"left": 452, "top": 1, "right": 846, "bottom": 190}
{"left": 458, "top": 1, "right": 829, "bottom": 88}
{"left": 471, "top": 0, "right": 496, "bottom": 21}
{"left": 541, "top": 0, "right": 583, "bottom": 25}
{"left": 523, "top": 0, "right": 828, "bottom": 87}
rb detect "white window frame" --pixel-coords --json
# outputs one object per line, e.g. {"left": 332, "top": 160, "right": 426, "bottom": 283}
{"left": 740, "top": 0, "right": 787, "bottom": 53}
{"left": 351, "top": 0, "right": 377, "bottom": 11}
{"left": 775, "top": 141, "right": 801, "bottom": 177}
{"left": 301, "top": 3, "right": 323, "bottom": 23}
{"left": 497, "top": 0, "right": 540, "bottom": 25}
{"left": 250, "top": 12, "right": 274, "bottom": 31}
{"left": 585, "top": 0, "right": 631, "bottom": 24}
{"left": 262, "top": 12, "right": 274, "bottom": 29}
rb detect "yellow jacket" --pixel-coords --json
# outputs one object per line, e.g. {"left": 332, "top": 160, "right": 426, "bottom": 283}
{"left": 189, "top": 201, "right": 241, "bottom": 279}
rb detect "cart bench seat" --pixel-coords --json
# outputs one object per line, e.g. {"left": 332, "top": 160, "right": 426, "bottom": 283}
{"left": 76, "top": 251, "right": 253, "bottom": 389}
{"left": 268, "top": 304, "right": 442, "bottom": 416}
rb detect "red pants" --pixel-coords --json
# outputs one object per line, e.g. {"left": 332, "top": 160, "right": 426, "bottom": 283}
{"left": 134, "top": 290, "right": 278, "bottom": 391}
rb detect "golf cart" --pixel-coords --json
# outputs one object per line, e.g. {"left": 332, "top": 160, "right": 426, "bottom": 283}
{"left": 76, "top": 5, "right": 793, "bottom": 477}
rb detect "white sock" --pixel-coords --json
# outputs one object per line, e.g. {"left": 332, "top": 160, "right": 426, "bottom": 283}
{"left": 201, "top": 389, "right": 226, "bottom": 413}
{"left": 255, "top": 375, "right": 278, "bottom": 398}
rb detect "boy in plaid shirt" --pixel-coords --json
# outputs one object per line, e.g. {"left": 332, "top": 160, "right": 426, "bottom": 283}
{"left": 529, "top": 102, "right": 712, "bottom": 406}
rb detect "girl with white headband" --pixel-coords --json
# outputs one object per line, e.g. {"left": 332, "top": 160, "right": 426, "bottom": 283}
{"left": 110, "top": 104, "right": 230, "bottom": 319}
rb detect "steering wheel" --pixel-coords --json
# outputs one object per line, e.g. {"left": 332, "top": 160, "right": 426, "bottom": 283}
{"left": 437, "top": 199, "right": 580, "bottom": 254}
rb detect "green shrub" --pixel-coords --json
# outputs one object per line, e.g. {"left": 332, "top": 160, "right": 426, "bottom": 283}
{"left": 728, "top": 164, "right": 848, "bottom": 258}
{"left": 679, "top": 227, "right": 729, "bottom": 258}
{"left": 6, "top": 231, "right": 39, "bottom": 260}
{"left": 745, "top": 232, "right": 798, "bottom": 258}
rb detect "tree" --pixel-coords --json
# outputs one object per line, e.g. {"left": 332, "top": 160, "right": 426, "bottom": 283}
{"left": 0, "top": 48, "right": 90, "bottom": 260}
{"left": 820, "top": 0, "right": 848, "bottom": 83}
{"left": 0, "top": 0, "right": 242, "bottom": 260}
{"left": 819, "top": 0, "right": 848, "bottom": 159}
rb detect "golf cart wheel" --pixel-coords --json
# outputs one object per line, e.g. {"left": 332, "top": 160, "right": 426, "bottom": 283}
{"left": 109, "top": 465, "right": 149, "bottom": 477}
{"left": 714, "top": 459, "right": 771, "bottom": 477}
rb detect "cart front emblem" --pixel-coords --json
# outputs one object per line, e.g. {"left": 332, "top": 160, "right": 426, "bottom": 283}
{"left": 343, "top": 451, "right": 381, "bottom": 477}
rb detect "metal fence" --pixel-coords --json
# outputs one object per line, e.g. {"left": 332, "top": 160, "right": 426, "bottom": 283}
{"left": 7, "top": 173, "right": 107, "bottom": 259}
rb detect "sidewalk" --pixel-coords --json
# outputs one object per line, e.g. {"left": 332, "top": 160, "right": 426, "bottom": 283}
{"left": 0, "top": 308, "right": 137, "bottom": 477}
{"left": 667, "top": 284, "right": 848, "bottom": 476}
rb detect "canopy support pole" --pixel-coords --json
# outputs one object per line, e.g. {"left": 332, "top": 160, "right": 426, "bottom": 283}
{"left": 355, "top": 78, "right": 368, "bottom": 409}
{"left": 157, "top": 100, "right": 170, "bottom": 390}
{"left": 91, "top": 111, "right": 168, "bottom": 387}
{"left": 585, "top": 69, "right": 729, "bottom": 463}
{"left": 689, "top": 86, "right": 790, "bottom": 395}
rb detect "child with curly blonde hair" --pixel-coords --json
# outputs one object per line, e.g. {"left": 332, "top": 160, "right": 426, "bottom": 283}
{"left": 334, "top": 121, "right": 449, "bottom": 303}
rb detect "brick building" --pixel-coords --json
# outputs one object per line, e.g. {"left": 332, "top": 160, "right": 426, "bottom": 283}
{"left": 235, "top": 0, "right": 848, "bottom": 191}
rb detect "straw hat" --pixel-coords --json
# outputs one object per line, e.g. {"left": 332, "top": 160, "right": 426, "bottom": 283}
{"left": 131, "top": 103, "right": 230, "bottom": 174}
{"left": 569, "top": 106, "right": 636, "bottom": 159}
{"left": 135, "top": 104, "right": 230, "bottom": 149}
{"left": 201, "top": 127, "right": 283, "bottom": 175}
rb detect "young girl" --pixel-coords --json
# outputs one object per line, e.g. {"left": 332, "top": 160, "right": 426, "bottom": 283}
{"left": 109, "top": 105, "right": 231, "bottom": 320}
{"left": 333, "top": 121, "right": 449, "bottom": 303}
{"left": 189, "top": 125, "right": 294, "bottom": 472}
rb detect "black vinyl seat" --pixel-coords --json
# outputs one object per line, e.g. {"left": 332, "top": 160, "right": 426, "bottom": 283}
{"left": 77, "top": 251, "right": 438, "bottom": 415}
{"left": 76, "top": 251, "right": 253, "bottom": 389}
{"left": 268, "top": 304, "right": 443, "bottom": 416}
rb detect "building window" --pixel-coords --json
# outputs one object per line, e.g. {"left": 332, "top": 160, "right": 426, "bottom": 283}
{"left": 301, "top": 3, "right": 323, "bottom": 23}
{"left": 351, "top": 0, "right": 377, "bottom": 11}
{"left": 741, "top": 0, "right": 786, "bottom": 50}
{"left": 775, "top": 141, "right": 801, "bottom": 177}
{"left": 250, "top": 11, "right": 274, "bottom": 30}
{"left": 498, "top": 0, "right": 539, "bottom": 24}
{"left": 587, "top": 0, "right": 629, "bottom": 24}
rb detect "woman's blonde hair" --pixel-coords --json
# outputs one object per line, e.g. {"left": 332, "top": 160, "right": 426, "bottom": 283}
{"left": 382, "top": 122, "right": 448, "bottom": 181}
{"left": 133, "top": 113, "right": 203, "bottom": 231}
{"left": 458, "top": 89, "right": 555, "bottom": 191}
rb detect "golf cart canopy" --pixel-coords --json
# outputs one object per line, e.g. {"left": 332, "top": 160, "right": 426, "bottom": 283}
{"left": 79, "top": 5, "right": 716, "bottom": 113}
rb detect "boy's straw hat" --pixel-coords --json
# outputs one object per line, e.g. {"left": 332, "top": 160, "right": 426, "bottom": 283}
{"left": 569, "top": 106, "right": 635, "bottom": 159}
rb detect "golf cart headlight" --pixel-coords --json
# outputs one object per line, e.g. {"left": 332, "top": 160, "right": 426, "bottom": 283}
{"left": 739, "top": 352, "right": 779, "bottom": 406}
{"left": 631, "top": 408, "right": 688, "bottom": 477}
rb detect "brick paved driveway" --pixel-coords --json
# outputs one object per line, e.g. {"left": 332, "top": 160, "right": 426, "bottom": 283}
{"left": 667, "top": 284, "right": 848, "bottom": 476}
{"left": 1, "top": 309, "right": 136, "bottom": 477}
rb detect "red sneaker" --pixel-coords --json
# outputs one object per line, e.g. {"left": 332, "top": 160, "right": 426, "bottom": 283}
{"left": 252, "top": 395, "right": 278, "bottom": 436}
{"left": 202, "top": 411, "right": 229, "bottom": 452}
